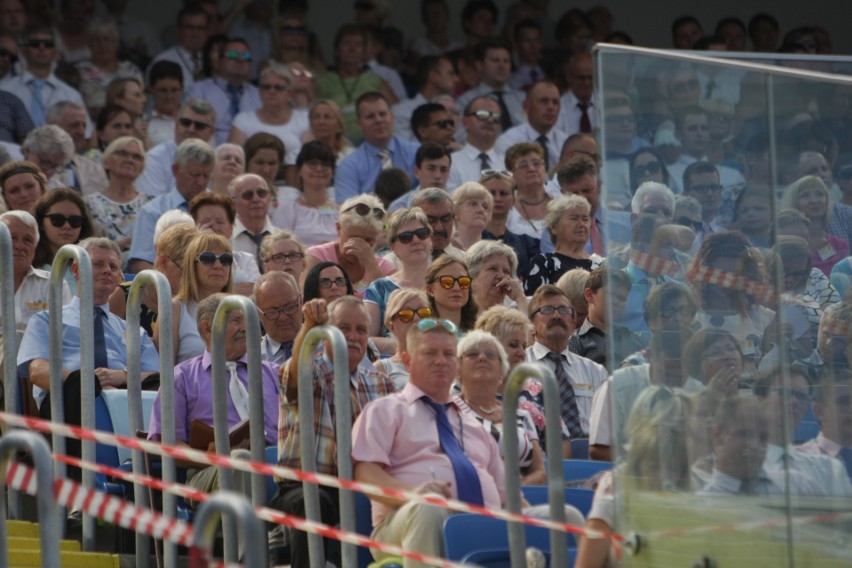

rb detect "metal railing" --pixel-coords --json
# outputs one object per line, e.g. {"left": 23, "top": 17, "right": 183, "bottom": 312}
{"left": 296, "top": 324, "right": 355, "bottom": 568}
{"left": 191, "top": 492, "right": 265, "bottom": 567}
{"left": 0, "top": 222, "right": 20, "bottom": 520}
{"left": 502, "top": 362, "right": 568, "bottom": 568}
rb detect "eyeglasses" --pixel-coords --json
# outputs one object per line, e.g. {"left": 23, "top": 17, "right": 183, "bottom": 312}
{"left": 675, "top": 216, "right": 702, "bottom": 231}
{"left": 343, "top": 203, "right": 385, "bottom": 220}
{"left": 114, "top": 148, "right": 144, "bottom": 162}
{"left": 290, "top": 67, "right": 313, "bottom": 78}
{"left": 426, "top": 214, "right": 453, "bottom": 225}
{"left": 46, "top": 213, "right": 84, "bottom": 229}
{"left": 259, "top": 302, "right": 300, "bottom": 320}
{"left": 632, "top": 161, "right": 662, "bottom": 177}
{"left": 303, "top": 159, "right": 333, "bottom": 169}
{"left": 514, "top": 159, "right": 544, "bottom": 170}
{"left": 266, "top": 252, "right": 304, "bottom": 264}
{"left": 319, "top": 276, "right": 346, "bottom": 288}
{"left": 462, "top": 348, "right": 500, "bottom": 360}
{"left": 480, "top": 169, "right": 511, "bottom": 178}
{"left": 466, "top": 109, "right": 501, "bottom": 122}
{"left": 532, "top": 305, "right": 574, "bottom": 317}
{"left": 687, "top": 183, "right": 723, "bottom": 194}
{"left": 416, "top": 318, "right": 459, "bottom": 336}
{"left": 431, "top": 275, "right": 472, "bottom": 290}
{"left": 259, "top": 83, "right": 288, "bottom": 92}
{"left": 22, "top": 38, "right": 55, "bottom": 49}
{"left": 195, "top": 251, "right": 234, "bottom": 266}
{"left": 432, "top": 119, "right": 455, "bottom": 129}
{"left": 770, "top": 387, "right": 811, "bottom": 404}
{"left": 178, "top": 117, "right": 213, "bottom": 130}
{"left": 392, "top": 227, "right": 430, "bottom": 244}
{"left": 223, "top": 50, "right": 252, "bottom": 61}
{"left": 238, "top": 188, "right": 270, "bottom": 201}
{"left": 393, "top": 306, "right": 433, "bottom": 323}
{"left": 279, "top": 25, "right": 307, "bottom": 34}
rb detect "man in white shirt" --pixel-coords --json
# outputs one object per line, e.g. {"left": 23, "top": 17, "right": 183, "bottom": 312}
{"left": 229, "top": 173, "right": 276, "bottom": 270}
{"left": 495, "top": 81, "right": 567, "bottom": 172}
{"left": 447, "top": 95, "right": 504, "bottom": 191}
{"left": 525, "top": 285, "right": 607, "bottom": 437}
{"left": 45, "top": 102, "right": 108, "bottom": 194}
{"left": 392, "top": 55, "right": 456, "bottom": 141}
{"left": 147, "top": 5, "right": 210, "bottom": 90}
{"left": 508, "top": 19, "right": 544, "bottom": 92}
{"left": 0, "top": 25, "right": 87, "bottom": 128}
{"left": 556, "top": 52, "right": 596, "bottom": 137}
{"left": 456, "top": 38, "right": 525, "bottom": 134}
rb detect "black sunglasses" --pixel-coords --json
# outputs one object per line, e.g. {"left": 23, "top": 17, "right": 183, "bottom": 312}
{"left": 344, "top": 203, "right": 385, "bottom": 220}
{"left": 178, "top": 117, "right": 212, "bottom": 130}
{"left": 633, "top": 161, "right": 662, "bottom": 177}
{"left": 46, "top": 214, "right": 83, "bottom": 229}
{"left": 393, "top": 227, "right": 430, "bottom": 244}
{"left": 195, "top": 251, "right": 234, "bottom": 266}
{"left": 238, "top": 188, "right": 270, "bottom": 201}
{"left": 22, "top": 38, "right": 55, "bottom": 49}
{"left": 433, "top": 119, "right": 455, "bottom": 129}
{"left": 675, "top": 216, "right": 702, "bottom": 231}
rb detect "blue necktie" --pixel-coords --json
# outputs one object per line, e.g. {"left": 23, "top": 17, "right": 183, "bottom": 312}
{"left": 29, "top": 78, "right": 46, "bottom": 125}
{"left": 422, "top": 397, "right": 484, "bottom": 506}
{"left": 93, "top": 307, "right": 109, "bottom": 369}
{"left": 839, "top": 447, "right": 852, "bottom": 478}
{"left": 226, "top": 84, "right": 241, "bottom": 118}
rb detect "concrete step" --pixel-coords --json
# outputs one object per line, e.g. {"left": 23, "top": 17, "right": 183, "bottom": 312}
{"left": 7, "top": 536, "right": 80, "bottom": 551}
{"left": 7, "top": 549, "right": 120, "bottom": 567}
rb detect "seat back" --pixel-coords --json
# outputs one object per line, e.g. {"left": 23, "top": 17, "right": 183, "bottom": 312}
{"left": 570, "top": 438, "right": 590, "bottom": 459}
{"left": 562, "top": 459, "right": 612, "bottom": 483}
{"left": 355, "top": 491, "right": 373, "bottom": 568}
{"left": 100, "top": 390, "right": 157, "bottom": 463}
{"left": 444, "top": 514, "right": 554, "bottom": 562}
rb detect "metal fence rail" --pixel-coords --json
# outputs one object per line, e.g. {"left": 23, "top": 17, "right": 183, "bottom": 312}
{"left": 0, "top": 222, "right": 20, "bottom": 520}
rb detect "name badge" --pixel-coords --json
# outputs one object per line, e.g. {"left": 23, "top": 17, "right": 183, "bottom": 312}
{"left": 818, "top": 242, "right": 837, "bottom": 261}
{"left": 26, "top": 301, "right": 47, "bottom": 311}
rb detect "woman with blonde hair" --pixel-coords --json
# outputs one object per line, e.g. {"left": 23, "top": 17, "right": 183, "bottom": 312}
{"left": 365, "top": 207, "right": 433, "bottom": 353}
{"left": 260, "top": 229, "right": 307, "bottom": 283}
{"left": 305, "top": 194, "right": 395, "bottom": 297}
{"left": 375, "top": 288, "right": 433, "bottom": 388}
{"left": 425, "top": 252, "right": 477, "bottom": 331}
{"left": 163, "top": 232, "right": 234, "bottom": 363}
{"left": 302, "top": 99, "right": 354, "bottom": 163}
{"left": 451, "top": 181, "right": 493, "bottom": 251}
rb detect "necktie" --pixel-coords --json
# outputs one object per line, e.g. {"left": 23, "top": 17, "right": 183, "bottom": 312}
{"left": 492, "top": 91, "right": 513, "bottom": 132}
{"left": 705, "top": 78, "right": 717, "bottom": 100}
{"left": 589, "top": 218, "right": 604, "bottom": 256}
{"left": 29, "top": 78, "right": 46, "bottom": 125}
{"left": 421, "top": 397, "right": 484, "bottom": 505}
{"left": 578, "top": 103, "right": 592, "bottom": 134}
{"left": 277, "top": 341, "right": 293, "bottom": 363}
{"left": 378, "top": 148, "right": 392, "bottom": 170}
{"left": 536, "top": 135, "right": 549, "bottom": 171}
{"left": 530, "top": 68, "right": 539, "bottom": 84}
{"left": 247, "top": 231, "right": 267, "bottom": 272}
{"left": 478, "top": 152, "right": 491, "bottom": 172}
{"left": 193, "top": 54, "right": 203, "bottom": 81}
{"left": 93, "top": 307, "right": 109, "bottom": 369}
{"left": 226, "top": 84, "right": 241, "bottom": 119}
{"left": 226, "top": 361, "right": 250, "bottom": 420}
{"left": 544, "top": 352, "right": 584, "bottom": 438}
{"left": 839, "top": 447, "right": 852, "bottom": 478}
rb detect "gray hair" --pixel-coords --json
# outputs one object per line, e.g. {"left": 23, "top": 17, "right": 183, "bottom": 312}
{"left": 153, "top": 210, "right": 194, "bottom": 243}
{"left": 674, "top": 195, "right": 702, "bottom": 218}
{"left": 216, "top": 143, "right": 244, "bottom": 162}
{"left": 21, "top": 125, "right": 75, "bottom": 162}
{"left": 45, "top": 100, "right": 86, "bottom": 124}
{"left": 196, "top": 292, "right": 229, "bottom": 330}
{"left": 465, "top": 239, "right": 518, "bottom": 280}
{"left": 631, "top": 181, "right": 675, "bottom": 215}
{"left": 260, "top": 229, "right": 305, "bottom": 260}
{"left": 260, "top": 63, "right": 293, "bottom": 86}
{"left": 544, "top": 194, "right": 591, "bottom": 241}
{"left": 253, "top": 270, "right": 300, "bottom": 303}
{"left": 327, "top": 295, "right": 371, "bottom": 326}
{"left": 452, "top": 181, "right": 493, "bottom": 215}
{"left": 79, "top": 236, "right": 122, "bottom": 261}
{"left": 174, "top": 138, "right": 216, "bottom": 168}
{"left": 0, "top": 210, "right": 39, "bottom": 245}
{"left": 339, "top": 194, "right": 385, "bottom": 233}
{"left": 227, "top": 172, "right": 268, "bottom": 196}
{"left": 411, "top": 186, "right": 452, "bottom": 208}
{"left": 457, "top": 330, "right": 510, "bottom": 378}
{"left": 180, "top": 98, "right": 217, "bottom": 124}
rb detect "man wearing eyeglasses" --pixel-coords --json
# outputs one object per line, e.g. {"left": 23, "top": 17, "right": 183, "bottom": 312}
{"left": 228, "top": 173, "right": 275, "bottom": 270}
{"left": 682, "top": 161, "right": 725, "bottom": 252}
{"left": 0, "top": 25, "right": 88, "bottom": 129}
{"left": 186, "top": 38, "right": 261, "bottom": 145}
{"left": 525, "top": 285, "right": 607, "bottom": 439}
{"left": 392, "top": 55, "right": 457, "bottom": 142}
{"left": 253, "top": 271, "right": 302, "bottom": 366}
{"left": 447, "top": 95, "right": 505, "bottom": 192}
{"left": 351, "top": 317, "right": 505, "bottom": 566}
{"left": 273, "top": 296, "right": 396, "bottom": 568}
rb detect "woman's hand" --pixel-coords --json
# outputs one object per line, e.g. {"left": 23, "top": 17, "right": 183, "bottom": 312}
{"left": 706, "top": 365, "right": 739, "bottom": 396}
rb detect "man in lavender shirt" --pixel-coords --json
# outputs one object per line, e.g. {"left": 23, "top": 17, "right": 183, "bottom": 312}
{"left": 351, "top": 319, "right": 505, "bottom": 567}
{"left": 147, "top": 292, "right": 279, "bottom": 500}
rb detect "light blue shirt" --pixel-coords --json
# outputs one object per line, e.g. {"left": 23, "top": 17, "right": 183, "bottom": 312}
{"left": 128, "top": 188, "right": 191, "bottom": 265}
{"left": 136, "top": 140, "right": 177, "bottom": 197}
{"left": 186, "top": 77, "right": 261, "bottom": 145}
{"left": 0, "top": 70, "right": 90, "bottom": 131}
{"left": 17, "top": 297, "right": 160, "bottom": 405}
{"left": 334, "top": 137, "right": 420, "bottom": 204}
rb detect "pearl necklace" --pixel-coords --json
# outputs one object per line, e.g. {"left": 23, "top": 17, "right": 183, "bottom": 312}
{"left": 464, "top": 397, "right": 500, "bottom": 415}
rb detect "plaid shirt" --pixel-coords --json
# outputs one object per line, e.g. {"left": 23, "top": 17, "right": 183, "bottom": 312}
{"left": 277, "top": 352, "right": 396, "bottom": 475}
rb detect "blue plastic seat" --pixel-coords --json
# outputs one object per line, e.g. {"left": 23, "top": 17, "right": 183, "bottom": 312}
{"left": 355, "top": 491, "right": 374, "bottom": 568}
{"left": 561, "top": 459, "right": 612, "bottom": 483}
{"left": 570, "top": 438, "right": 590, "bottom": 459}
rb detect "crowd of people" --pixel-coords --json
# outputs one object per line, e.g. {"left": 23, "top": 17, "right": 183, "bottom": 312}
{"left": 1, "top": 1, "right": 851, "bottom": 567}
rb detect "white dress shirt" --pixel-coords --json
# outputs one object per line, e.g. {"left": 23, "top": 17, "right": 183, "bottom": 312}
{"left": 556, "top": 90, "right": 597, "bottom": 137}
{"left": 147, "top": 46, "right": 199, "bottom": 91}
{"left": 494, "top": 121, "right": 567, "bottom": 171}
{"left": 0, "top": 267, "right": 71, "bottom": 336}
{"left": 447, "top": 143, "right": 504, "bottom": 192}
{"left": 764, "top": 443, "right": 851, "bottom": 497}
{"left": 232, "top": 217, "right": 277, "bottom": 260}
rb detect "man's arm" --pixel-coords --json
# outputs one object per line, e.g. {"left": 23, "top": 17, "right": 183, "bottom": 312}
{"left": 354, "top": 461, "right": 450, "bottom": 508}
{"left": 285, "top": 299, "right": 327, "bottom": 403}
{"left": 28, "top": 358, "right": 69, "bottom": 391}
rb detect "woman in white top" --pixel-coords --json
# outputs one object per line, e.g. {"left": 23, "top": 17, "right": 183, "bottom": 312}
{"left": 271, "top": 140, "right": 339, "bottom": 245}
{"left": 451, "top": 181, "right": 493, "bottom": 252}
{"left": 506, "top": 143, "right": 551, "bottom": 240}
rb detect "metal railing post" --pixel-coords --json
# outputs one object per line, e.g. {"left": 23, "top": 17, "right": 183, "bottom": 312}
{"left": 0, "top": 223, "right": 20, "bottom": 520}
{"left": 502, "top": 362, "right": 567, "bottom": 568}
{"left": 0, "top": 431, "right": 61, "bottom": 568}
{"left": 296, "top": 324, "right": 351, "bottom": 568}
{"left": 126, "top": 270, "right": 174, "bottom": 568}
{"left": 210, "top": 295, "right": 264, "bottom": 563}
{"left": 190, "top": 492, "right": 266, "bottom": 567}
{"left": 49, "top": 244, "right": 95, "bottom": 548}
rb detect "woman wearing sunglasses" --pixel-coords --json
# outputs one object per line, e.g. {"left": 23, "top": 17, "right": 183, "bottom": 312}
{"left": 32, "top": 188, "right": 95, "bottom": 294}
{"left": 628, "top": 147, "right": 669, "bottom": 196}
{"left": 425, "top": 253, "right": 477, "bottom": 332}
{"left": 305, "top": 194, "right": 396, "bottom": 298}
{"left": 163, "top": 232, "right": 234, "bottom": 364}
{"left": 365, "top": 208, "right": 433, "bottom": 354}
{"left": 451, "top": 181, "right": 493, "bottom": 252}
{"left": 272, "top": 141, "right": 339, "bottom": 246}
{"left": 374, "top": 288, "right": 432, "bottom": 389}
{"left": 84, "top": 137, "right": 152, "bottom": 262}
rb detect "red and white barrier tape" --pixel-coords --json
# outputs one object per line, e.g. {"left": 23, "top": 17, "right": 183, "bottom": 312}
{"left": 4, "top": 460, "right": 193, "bottom": 546}
{"left": 55, "top": 453, "right": 471, "bottom": 568}
{"left": 0, "top": 412, "right": 615, "bottom": 545}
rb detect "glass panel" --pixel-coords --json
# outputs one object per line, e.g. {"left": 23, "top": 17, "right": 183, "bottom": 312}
{"left": 597, "top": 44, "right": 852, "bottom": 568}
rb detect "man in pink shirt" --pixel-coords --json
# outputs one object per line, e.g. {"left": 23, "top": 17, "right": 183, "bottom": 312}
{"left": 351, "top": 319, "right": 506, "bottom": 567}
